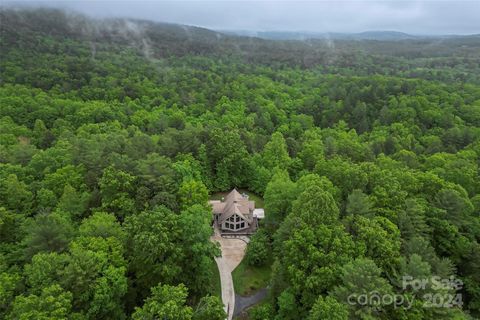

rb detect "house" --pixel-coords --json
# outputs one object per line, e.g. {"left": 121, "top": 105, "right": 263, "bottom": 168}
{"left": 209, "top": 189, "right": 264, "bottom": 234}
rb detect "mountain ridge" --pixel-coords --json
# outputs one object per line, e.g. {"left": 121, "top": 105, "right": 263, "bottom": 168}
{"left": 219, "top": 29, "right": 480, "bottom": 41}
{"left": 2, "top": 7, "right": 480, "bottom": 69}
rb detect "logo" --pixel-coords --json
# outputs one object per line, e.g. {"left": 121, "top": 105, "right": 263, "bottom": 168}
{"left": 346, "top": 276, "right": 463, "bottom": 309}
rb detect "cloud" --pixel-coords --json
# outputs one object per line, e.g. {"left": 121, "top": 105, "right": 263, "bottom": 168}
{"left": 4, "top": 0, "right": 480, "bottom": 34}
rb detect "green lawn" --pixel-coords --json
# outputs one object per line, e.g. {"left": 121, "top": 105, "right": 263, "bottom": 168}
{"left": 209, "top": 258, "right": 222, "bottom": 298}
{"left": 232, "top": 257, "right": 272, "bottom": 296}
{"left": 210, "top": 189, "right": 264, "bottom": 208}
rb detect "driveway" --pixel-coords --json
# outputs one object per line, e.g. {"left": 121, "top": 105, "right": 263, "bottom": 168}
{"left": 211, "top": 231, "right": 247, "bottom": 320}
{"left": 234, "top": 288, "right": 268, "bottom": 318}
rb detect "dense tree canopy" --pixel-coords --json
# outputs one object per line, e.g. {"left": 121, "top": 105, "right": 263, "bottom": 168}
{"left": 1, "top": 8, "right": 479, "bottom": 319}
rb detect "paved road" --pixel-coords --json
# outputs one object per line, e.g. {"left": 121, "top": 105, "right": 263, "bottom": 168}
{"left": 211, "top": 231, "right": 247, "bottom": 320}
{"left": 234, "top": 288, "right": 268, "bottom": 317}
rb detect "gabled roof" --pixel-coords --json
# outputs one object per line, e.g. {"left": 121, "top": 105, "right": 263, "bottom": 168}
{"left": 210, "top": 189, "right": 255, "bottom": 223}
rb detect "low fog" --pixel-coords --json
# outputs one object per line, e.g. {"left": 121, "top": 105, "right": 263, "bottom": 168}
{"left": 4, "top": 0, "right": 480, "bottom": 35}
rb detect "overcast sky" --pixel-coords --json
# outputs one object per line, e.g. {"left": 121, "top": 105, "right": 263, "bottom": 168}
{"left": 5, "top": 1, "right": 480, "bottom": 35}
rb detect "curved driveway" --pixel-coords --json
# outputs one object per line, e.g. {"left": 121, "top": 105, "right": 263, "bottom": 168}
{"left": 211, "top": 232, "right": 247, "bottom": 320}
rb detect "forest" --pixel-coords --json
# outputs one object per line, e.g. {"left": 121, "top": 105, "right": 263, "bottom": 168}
{"left": 0, "top": 8, "right": 480, "bottom": 320}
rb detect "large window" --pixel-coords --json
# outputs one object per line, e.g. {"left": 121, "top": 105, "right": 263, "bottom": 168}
{"left": 224, "top": 215, "right": 248, "bottom": 231}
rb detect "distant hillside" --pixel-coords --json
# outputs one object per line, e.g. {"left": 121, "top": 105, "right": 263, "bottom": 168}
{"left": 2, "top": 8, "right": 480, "bottom": 72}
{"left": 222, "top": 30, "right": 480, "bottom": 41}
{"left": 222, "top": 30, "right": 419, "bottom": 41}
{"left": 344, "top": 31, "right": 417, "bottom": 40}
